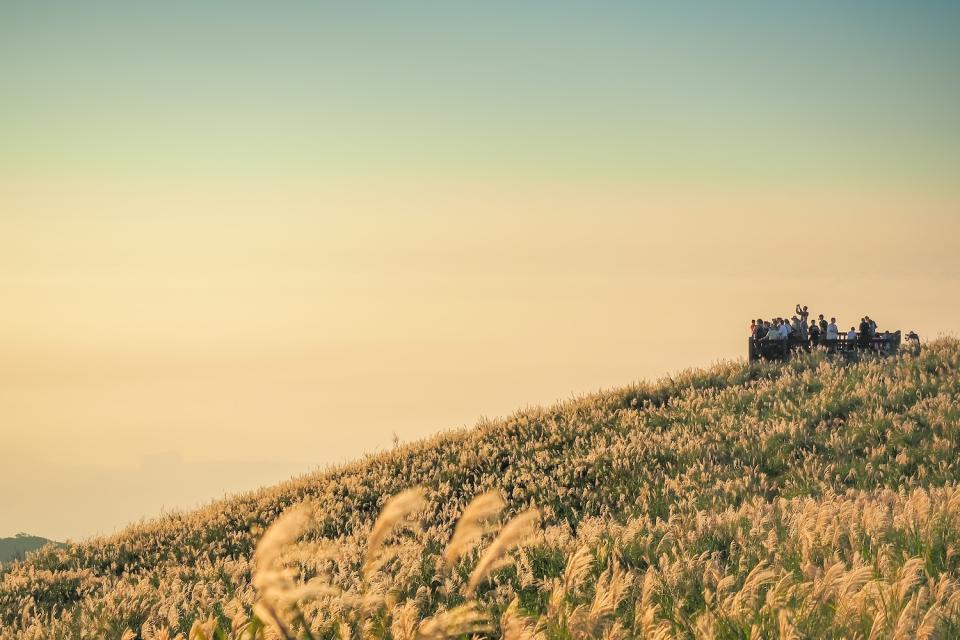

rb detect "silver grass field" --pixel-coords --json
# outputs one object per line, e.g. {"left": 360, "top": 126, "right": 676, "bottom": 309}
{"left": 2, "top": 339, "right": 960, "bottom": 639}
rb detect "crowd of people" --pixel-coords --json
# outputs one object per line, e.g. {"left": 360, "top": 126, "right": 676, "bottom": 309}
{"left": 749, "top": 304, "right": 918, "bottom": 355}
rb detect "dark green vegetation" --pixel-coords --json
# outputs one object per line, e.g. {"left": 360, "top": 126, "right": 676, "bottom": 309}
{"left": 1, "top": 339, "right": 958, "bottom": 639}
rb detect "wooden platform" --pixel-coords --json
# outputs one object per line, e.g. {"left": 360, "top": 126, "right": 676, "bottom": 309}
{"left": 748, "top": 332, "right": 904, "bottom": 362}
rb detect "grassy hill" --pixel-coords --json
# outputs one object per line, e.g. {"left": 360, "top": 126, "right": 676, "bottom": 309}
{"left": 0, "top": 535, "right": 59, "bottom": 565}
{"left": 2, "top": 339, "right": 959, "bottom": 639}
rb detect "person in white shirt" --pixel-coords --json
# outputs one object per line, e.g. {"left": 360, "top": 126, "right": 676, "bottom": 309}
{"left": 847, "top": 327, "right": 858, "bottom": 343}
{"left": 779, "top": 319, "right": 792, "bottom": 339}
{"left": 826, "top": 318, "right": 839, "bottom": 341}
{"left": 765, "top": 321, "right": 785, "bottom": 340}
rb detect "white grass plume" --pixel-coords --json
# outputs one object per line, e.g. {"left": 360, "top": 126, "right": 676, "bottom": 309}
{"left": 390, "top": 600, "right": 420, "bottom": 640}
{"left": 465, "top": 509, "right": 540, "bottom": 597}
{"left": 253, "top": 502, "right": 315, "bottom": 617}
{"left": 563, "top": 545, "right": 594, "bottom": 594}
{"left": 414, "top": 603, "right": 489, "bottom": 639}
{"left": 501, "top": 597, "right": 546, "bottom": 640}
{"left": 252, "top": 502, "right": 340, "bottom": 638}
{"left": 363, "top": 488, "right": 427, "bottom": 581}
{"left": 443, "top": 491, "right": 505, "bottom": 568}
{"left": 587, "top": 560, "right": 631, "bottom": 627}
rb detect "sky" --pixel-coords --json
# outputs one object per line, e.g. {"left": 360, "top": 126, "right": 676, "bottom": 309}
{"left": 2, "top": 1, "right": 959, "bottom": 541}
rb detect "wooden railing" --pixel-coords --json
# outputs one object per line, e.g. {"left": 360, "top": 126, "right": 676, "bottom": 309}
{"left": 748, "top": 332, "right": 903, "bottom": 362}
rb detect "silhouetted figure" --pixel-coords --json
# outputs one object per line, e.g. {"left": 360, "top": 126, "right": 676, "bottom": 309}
{"left": 808, "top": 321, "right": 821, "bottom": 347}
{"left": 858, "top": 318, "right": 872, "bottom": 348}
{"left": 753, "top": 319, "right": 767, "bottom": 341}
{"left": 906, "top": 331, "right": 921, "bottom": 354}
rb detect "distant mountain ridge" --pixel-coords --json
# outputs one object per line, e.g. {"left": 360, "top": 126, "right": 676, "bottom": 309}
{"left": 0, "top": 533, "right": 60, "bottom": 564}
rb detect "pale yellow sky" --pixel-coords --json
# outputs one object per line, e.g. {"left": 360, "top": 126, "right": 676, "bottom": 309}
{"left": 2, "top": 176, "right": 958, "bottom": 539}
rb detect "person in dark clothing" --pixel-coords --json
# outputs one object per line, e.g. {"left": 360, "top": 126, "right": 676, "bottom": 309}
{"left": 906, "top": 331, "right": 921, "bottom": 354}
{"left": 858, "top": 318, "right": 872, "bottom": 347}
{"left": 808, "top": 321, "right": 821, "bottom": 347}
{"left": 818, "top": 314, "right": 828, "bottom": 334}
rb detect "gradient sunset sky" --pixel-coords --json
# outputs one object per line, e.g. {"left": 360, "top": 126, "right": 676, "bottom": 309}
{"left": 2, "top": 1, "right": 959, "bottom": 540}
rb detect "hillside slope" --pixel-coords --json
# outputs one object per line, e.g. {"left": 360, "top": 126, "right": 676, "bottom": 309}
{"left": 2, "top": 339, "right": 959, "bottom": 639}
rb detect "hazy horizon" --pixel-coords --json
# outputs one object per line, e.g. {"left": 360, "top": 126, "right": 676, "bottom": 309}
{"left": 3, "top": 1, "right": 959, "bottom": 541}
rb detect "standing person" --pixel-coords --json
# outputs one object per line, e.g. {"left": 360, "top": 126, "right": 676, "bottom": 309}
{"left": 757, "top": 320, "right": 769, "bottom": 341}
{"left": 765, "top": 321, "right": 784, "bottom": 341}
{"left": 779, "top": 318, "right": 792, "bottom": 340}
{"left": 808, "top": 320, "right": 821, "bottom": 347}
{"left": 826, "top": 317, "right": 839, "bottom": 341}
{"left": 752, "top": 321, "right": 766, "bottom": 358}
{"left": 796, "top": 304, "right": 809, "bottom": 328}
{"left": 818, "top": 314, "right": 828, "bottom": 334}
{"left": 858, "top": 317, "right": 872, "bottom": 348}
{"left": 792, "top": 315, "right": 806, "bottom": 339}
{"left": 824, "top": 317, "right": 839, "bottom": 353}
{"left": 750, "top": 319, "right": 757, "bottom": 336}
{"left": 907, "top": 331, "right": 921, "bottom": 354}
{"left": 752, "top": 320, "right": 764, "bottom": 340}
{"left": 848, "top": 326, "right": 859, "bottom": 345}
